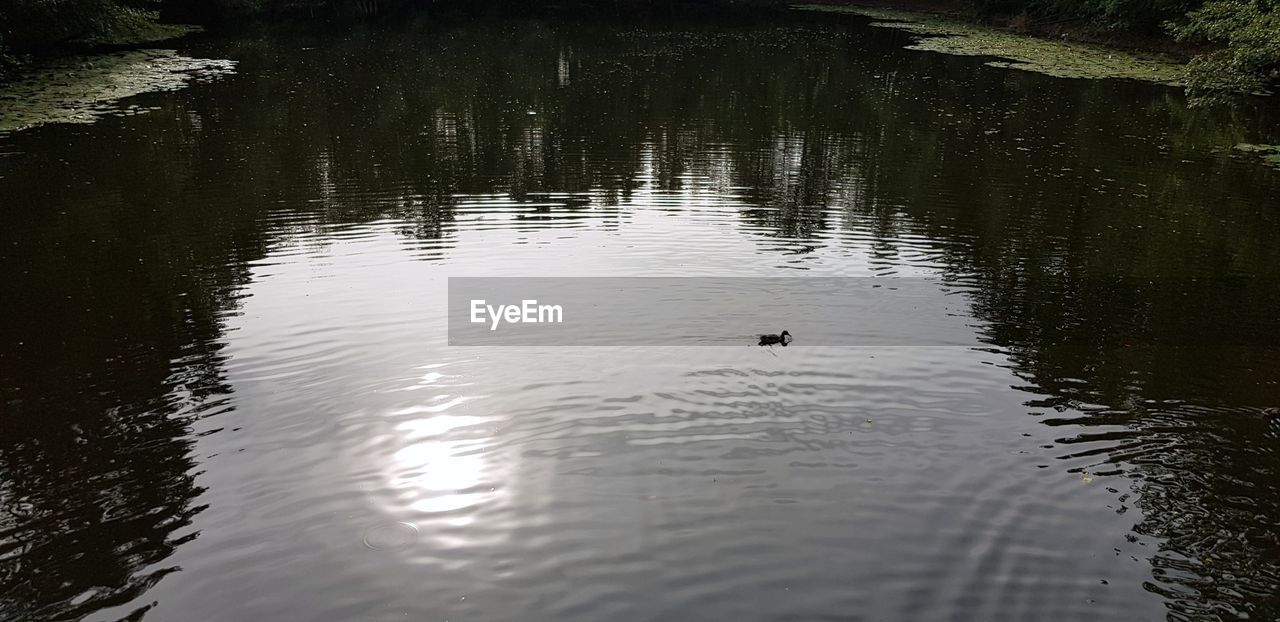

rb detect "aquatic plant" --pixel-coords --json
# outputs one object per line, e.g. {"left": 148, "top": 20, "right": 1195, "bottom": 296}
{"left": 794, "top": 4, "right": 1185, "bottom": 84}
{"left": 1234, "top": 143, "right": 1280, "bottom": 167}
{"left": 0, "top": 50, "right": 235, "bottom": 134}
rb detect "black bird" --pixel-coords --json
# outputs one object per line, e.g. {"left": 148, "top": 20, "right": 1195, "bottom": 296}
{"left": 758, "top": 330, "right": 792, "bottom": 347}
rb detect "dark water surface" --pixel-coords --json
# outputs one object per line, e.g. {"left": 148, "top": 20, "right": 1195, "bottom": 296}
{"left": 4, "top": 9, "right": 1280, "bottom": 621}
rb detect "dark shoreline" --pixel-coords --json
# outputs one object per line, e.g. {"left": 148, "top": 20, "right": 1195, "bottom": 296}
{"left": 798, "top": 0, "right": 1209, "bottom": 59}
{"left": 0, "top": 0, "right": 1208, "bottom": 72}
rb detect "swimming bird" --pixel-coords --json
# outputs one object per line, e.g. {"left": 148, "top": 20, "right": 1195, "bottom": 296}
{"left": 758, "top": 330, "right": 792, "bottom": 347}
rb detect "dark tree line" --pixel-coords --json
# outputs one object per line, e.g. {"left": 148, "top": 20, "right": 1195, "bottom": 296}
{"left": 2, "top": 0, "right": 1277, "bottom": 102}
{"left": 1, "top": 0, "right": 1277, "bottom": 97}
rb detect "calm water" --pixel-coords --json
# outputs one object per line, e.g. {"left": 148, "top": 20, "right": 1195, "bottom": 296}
{"left": 4, "top": 9, "right": 1280, "bottom": 621}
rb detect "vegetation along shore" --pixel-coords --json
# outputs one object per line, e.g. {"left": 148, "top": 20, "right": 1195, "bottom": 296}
{"left": 0, "top": 0, "right": 1277, "bottom": 106}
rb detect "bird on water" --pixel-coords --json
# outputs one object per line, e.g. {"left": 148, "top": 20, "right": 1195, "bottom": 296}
{"left": 758, "top": 330, "right": 792, "bottom": 347}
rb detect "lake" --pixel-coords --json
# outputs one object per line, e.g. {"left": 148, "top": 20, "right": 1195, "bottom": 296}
{"left": 3, "top": 7, "right": 1280, "bottom": 621}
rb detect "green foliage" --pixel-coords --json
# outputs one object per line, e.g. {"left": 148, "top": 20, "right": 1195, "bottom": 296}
{"left": 76, "top": 6, "right": 197, "bottom": 45}
{"left": 0, "top": 0, "right": 194, "bottom": 51}
{"left": 1078, "top": 0, "right": 1197, "bottom": 30}
{"left": 958, "top": 0, "right": 1280, "bottom": 104}
{"left": 968, "top": 0, "right": 1280, "bottom": 103}
{"left": 0, "top": 0, "right": 113, "bottom": 50}
{"left": 1169, "top": 0, "right": 1280, "bottom": 104}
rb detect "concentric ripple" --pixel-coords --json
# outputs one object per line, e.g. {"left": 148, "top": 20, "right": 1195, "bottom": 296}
{"left": 2, "top": 8, "right": 1280, "bottom": 622}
